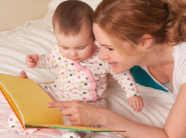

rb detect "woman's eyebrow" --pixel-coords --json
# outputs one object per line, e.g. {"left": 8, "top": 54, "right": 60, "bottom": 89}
{"left": 100, "top": 44, "right": 113, "bottom": 47}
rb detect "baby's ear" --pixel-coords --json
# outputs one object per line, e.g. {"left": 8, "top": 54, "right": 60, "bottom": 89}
{"left": 139, "top": 34, "right": 153, "bottom": 51}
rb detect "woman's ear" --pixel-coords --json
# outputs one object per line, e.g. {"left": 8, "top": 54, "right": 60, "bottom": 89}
{"left": 139, "top": 34, "right": 153, "bottom": 51}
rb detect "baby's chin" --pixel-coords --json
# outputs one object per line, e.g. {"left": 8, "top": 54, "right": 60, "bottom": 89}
{"left": 71, "top": 59, "right": 82, "bottom": 62}
{"left": 71, "top": 57, "right": 89, "bottom": 62}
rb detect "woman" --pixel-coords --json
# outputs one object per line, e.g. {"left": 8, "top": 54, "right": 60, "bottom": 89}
{"left": 47, "top": 0, "right": 186, "bottom": 137}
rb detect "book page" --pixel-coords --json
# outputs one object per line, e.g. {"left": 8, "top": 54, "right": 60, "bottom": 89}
{"left": 0, "top": 85, "right": 23, "bottom": 127}
{"left": 0, "top": 73, "right": 63, "bottom": 126}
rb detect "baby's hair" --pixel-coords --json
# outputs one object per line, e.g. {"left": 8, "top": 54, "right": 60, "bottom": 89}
{"left": 93, "top": 0, "right": 186, "bottom": 55}
{"left": 53, "top": 0, "right": 94, "bottom": 36}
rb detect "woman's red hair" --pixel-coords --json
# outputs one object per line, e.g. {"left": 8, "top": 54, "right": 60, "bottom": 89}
{"left": 93, "top": 0, "right": 186, "bottom": 46}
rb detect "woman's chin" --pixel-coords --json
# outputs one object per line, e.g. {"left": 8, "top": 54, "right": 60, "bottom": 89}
{"left": 112, "top": 66, "right": 130, "bottom": 74}
{"left": 112, "top": 67, "right": 123, "bottom": 74}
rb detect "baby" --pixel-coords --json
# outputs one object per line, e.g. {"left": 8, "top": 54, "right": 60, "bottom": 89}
{"left": 8, "top": 1, "right": 143, "bottom": 138}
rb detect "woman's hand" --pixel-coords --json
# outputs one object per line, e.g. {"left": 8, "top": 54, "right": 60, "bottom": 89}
{"left": 47, "top": 101, "right": 107, "bottom": 126}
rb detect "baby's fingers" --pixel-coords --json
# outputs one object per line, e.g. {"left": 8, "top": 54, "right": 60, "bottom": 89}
{"left": 133, "top": 101, "right": 137, "bottom": 111}
{"left": 140, "top": 100, "right": 144, "bottom": 112}
{"left": 136, "top": 101, "right": 140, "bottom": 112}
{"left": 128, "top": 100, "right": 134, "bottom": 108}
{"left": 28, "top": 57, "right": 33, "bottom": 62}
{"left": 27, "top": 62, "right": 35, "bottom": 68}
{"left": 26, "top": 56, "right": 34, "bottom": 63}
{"left": 34, "top": 54, "right": 39, "bottom": 61}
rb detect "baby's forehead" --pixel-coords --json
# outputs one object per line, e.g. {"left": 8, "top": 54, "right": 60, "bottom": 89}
{"left": 56, "top": 29, "right": 94, "bottom": 48}
{"left": 56, "top": 26, "right": 93, "bottom": 38}
{"left": 54, "top": 20, "right": 93, "bottom": 36}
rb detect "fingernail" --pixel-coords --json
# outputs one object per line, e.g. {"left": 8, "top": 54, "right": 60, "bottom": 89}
{"left": 47, "top": 103, "right": 51, "bottom": 108}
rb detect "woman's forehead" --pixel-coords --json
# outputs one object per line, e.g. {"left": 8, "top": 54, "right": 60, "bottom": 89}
{"left": 93, "top": 23, "right": 113, "bottom": 46}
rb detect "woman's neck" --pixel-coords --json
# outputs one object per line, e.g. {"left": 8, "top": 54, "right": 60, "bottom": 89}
{"left": 141, "top": 43, "right": 174, "bottom": 67}
{"left": 140, "top": 43, "right": 175, "bottom": 85}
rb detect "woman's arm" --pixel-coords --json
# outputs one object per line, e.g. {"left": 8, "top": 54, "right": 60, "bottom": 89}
{"left": 47, "top": 83, "right": 186, "bottom": 138}
{"left": 101, "top": 107, "right": 169, "bottom": 138}
{"left": 164, "top": 83, "right": 186, "bottom": 138}
{"left": 106, "top": 83, "right": 186, "bottom": 138}
{"left": 47, "top": 101, "right": 168, "bottom": 137}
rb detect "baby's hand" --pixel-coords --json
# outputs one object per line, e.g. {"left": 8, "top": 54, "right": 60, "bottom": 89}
{"left": 25, "top": 54, "right": 39, "bottom": 68}
{"left": 128, "top": 96, "right": 144, "bottom": 113}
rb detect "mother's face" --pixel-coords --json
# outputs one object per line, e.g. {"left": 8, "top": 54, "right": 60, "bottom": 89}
{"left": 93, "top": 23, "right": 141, "bottom": 74}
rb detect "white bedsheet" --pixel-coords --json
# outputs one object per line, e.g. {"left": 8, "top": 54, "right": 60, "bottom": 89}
{"left": 0, "top": 1, "right": 176, "bottom": 138}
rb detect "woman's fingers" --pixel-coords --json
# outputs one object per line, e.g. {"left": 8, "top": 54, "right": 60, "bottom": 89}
{"left": 48, "top": 101, "right": 62, "bottom": 108}
{"left": 47, "top": 101, "right": 78, "bottom": 108}
{"left": 61, "top": 108, "right": 74, "bottom": 116}
{"left": 71, "top": 121, "right": 81, "bottom": 126}
{"left": 47, "top": 101, "right": 105, "bottom": 127}
{"left": 68, "top": 114, "right": 81, "bottom": 123}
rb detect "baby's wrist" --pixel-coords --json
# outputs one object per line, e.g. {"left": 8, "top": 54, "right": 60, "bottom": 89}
{"left": 129, "top": 95, "right": 141, "bottom": 98}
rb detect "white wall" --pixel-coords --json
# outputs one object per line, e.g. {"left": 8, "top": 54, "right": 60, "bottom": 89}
{"left": 0, "top": 0, "right": 51, "bottom": 31}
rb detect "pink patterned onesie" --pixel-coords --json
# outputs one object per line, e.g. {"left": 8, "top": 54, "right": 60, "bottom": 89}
{"left": 36, "top": 44, "right": 140, "bottom": 105}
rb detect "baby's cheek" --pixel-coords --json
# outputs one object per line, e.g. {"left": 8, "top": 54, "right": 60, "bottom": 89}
{"left": 60, "top": 51, "right": 68, "bottom": 58}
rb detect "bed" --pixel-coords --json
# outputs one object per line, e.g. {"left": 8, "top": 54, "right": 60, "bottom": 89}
{"left": 0, "top": 0, "right": 176, "bottom": 138}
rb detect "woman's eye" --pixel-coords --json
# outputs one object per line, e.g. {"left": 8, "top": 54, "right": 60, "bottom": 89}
{"left": 108, "top": 47, "right": 114, "bottom": 51}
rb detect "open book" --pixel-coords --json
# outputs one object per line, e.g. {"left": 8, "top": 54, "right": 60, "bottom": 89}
{"left": 0, "top": 73, "right": 123, "bottom": 132}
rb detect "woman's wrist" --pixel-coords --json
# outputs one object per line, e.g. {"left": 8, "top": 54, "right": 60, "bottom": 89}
{"left": 97, "top": 108, "right": 113, "bottom": 127}
{"left": 97, "top": 108, "right": 127, "bottom": 130}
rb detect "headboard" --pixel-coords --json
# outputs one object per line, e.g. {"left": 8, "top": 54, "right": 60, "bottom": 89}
{"left": 0, "top": 0, "right": 51, "bottom": 32}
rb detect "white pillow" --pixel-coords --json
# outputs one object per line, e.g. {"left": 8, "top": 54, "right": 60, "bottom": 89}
{"left": 48, "top": 0, "right": 102, "bottom": 11}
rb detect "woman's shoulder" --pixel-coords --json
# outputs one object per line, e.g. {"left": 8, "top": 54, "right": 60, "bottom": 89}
{"left": 173, "top": 42, "right": 186, "bottom": 55}
{"left": 173, "top": 42, "right": 186, "bottom": 94}
{"left": 173, "top": 42, "right": 186, "bottom": 66}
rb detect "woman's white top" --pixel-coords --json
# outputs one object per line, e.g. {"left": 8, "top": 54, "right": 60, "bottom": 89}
{"left": 141, "top": 42, "right": 186, "bottom": 98}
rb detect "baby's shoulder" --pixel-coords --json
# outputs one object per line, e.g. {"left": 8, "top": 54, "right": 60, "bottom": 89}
{"left": 49, "top": 44, "right": 67, "bottom": 61}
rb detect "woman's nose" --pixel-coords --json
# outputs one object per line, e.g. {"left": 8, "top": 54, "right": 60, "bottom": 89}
{"left": 99, "top": 50, "right": 109, "bottom": 60}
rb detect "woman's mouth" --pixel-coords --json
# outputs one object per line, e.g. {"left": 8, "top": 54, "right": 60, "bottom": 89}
{"left": 109, "top": 62, "right": 118, "bottom": 67}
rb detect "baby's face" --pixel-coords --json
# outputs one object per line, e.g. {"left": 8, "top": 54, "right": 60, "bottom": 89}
{"left": 54, "top": 25, "right": 95, "bottom": 62}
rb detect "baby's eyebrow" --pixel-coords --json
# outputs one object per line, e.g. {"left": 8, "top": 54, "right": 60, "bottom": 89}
{"left": 57, "top": 44, "right": 63, "bottom": 47}
{"left": 58, "top": 45, "right": 88, "bottom": 48}
{"left": 76, "top": 45, "right": 88, "bottom": 47}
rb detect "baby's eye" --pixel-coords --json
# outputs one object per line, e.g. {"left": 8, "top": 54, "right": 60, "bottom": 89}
{"left": 62, "top": 47, "right": 69, "bottom": 50}
{"left": 77, "top": 46, "right": 85, "bottom": 50}
{"left": 108, "top": 47, "right": 114, "bottom": 51}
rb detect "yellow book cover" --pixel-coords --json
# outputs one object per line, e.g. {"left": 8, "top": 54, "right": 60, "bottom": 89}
{"left": 0, "top": 73, "right": 123, "bottom": 132}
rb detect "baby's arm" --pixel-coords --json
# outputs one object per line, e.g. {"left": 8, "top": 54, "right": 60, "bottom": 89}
{"left": 111, "top": 70, "right": 144, "bottom": 112}
{"left": 35, "top": 53, "right": 56, "bottom": 69}
{"left": 26, "top": 45, "right": 59, "bottom": 69}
